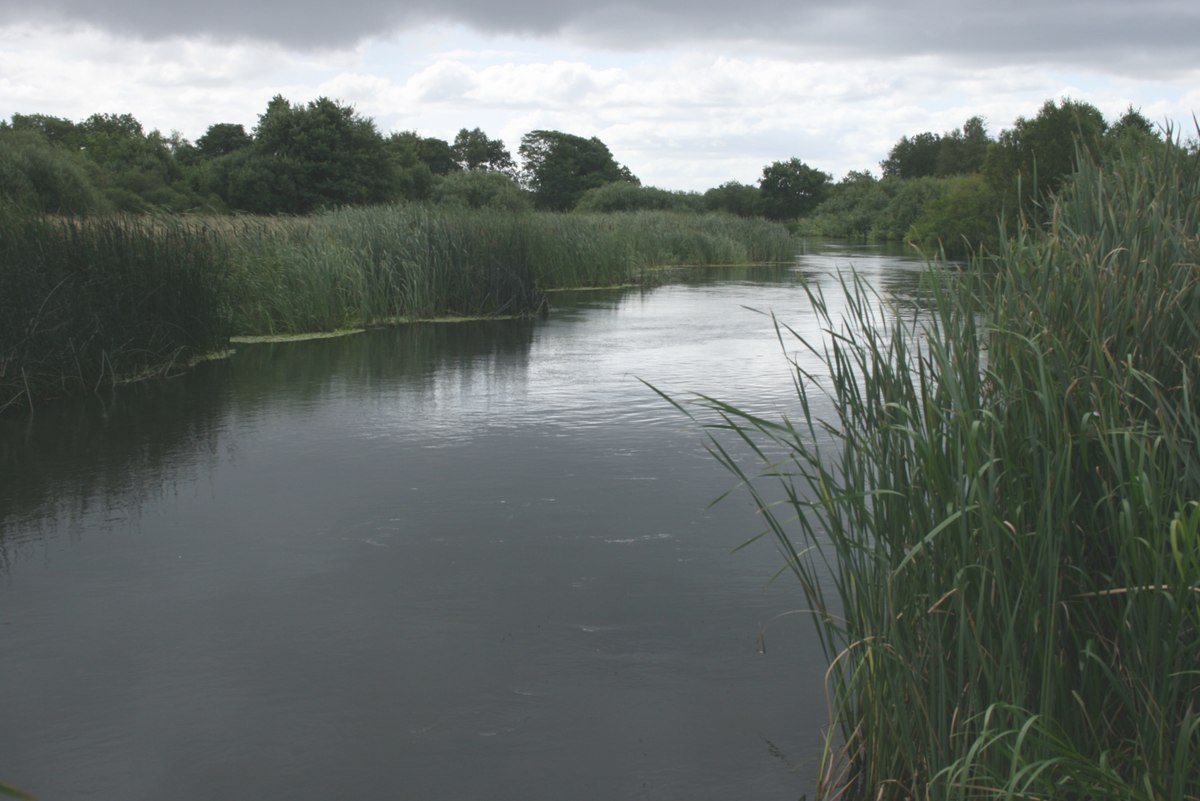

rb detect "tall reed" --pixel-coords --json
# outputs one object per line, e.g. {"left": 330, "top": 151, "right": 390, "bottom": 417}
{"left": 674, "top": 139, "right": 1199, "bottom": 798}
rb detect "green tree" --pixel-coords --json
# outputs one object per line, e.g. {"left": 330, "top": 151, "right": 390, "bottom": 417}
{"left": 906, "top": 173, "right": 1001, "bottom": 258}
{"left": 217, "top": 95, "right": 398, "bottom": 214}
{"left": 451, "top": 128, "right": 515, "bottom": 174}
{"left": 881, "top": 132, "right": 942, "bottom": 179}
{"left": 808, "top": 170, "right": 889, "bottom": 238}
{"left": 574, "top": 182, "right": 700, "bottom": 213}
{"left": 935, "top": 116, "right": 991, "bottom": 176}
{"left": 518, "top": 130, "right": 635, "bottom": 211}
{"left": 758, "top": 158, "right": 830, "bottom": 220}
{"left": 702, "top": 181, "right": 762, "bottom": 217}
{"left": 0, "top": 128, "right": 110, "bottom": 214}
{"left": 196, "top": 123, "right": 253, "bottom": 159}
{"left": 983, "top": 98, "right": 1107, "bottom": 209}
{"left": 432, "top": 170, "right": 530, "bottom": 211}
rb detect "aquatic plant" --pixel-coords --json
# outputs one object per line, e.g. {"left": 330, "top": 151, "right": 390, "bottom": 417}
{"left": 675, "top": 137, "right": 1199, "bottom": 798}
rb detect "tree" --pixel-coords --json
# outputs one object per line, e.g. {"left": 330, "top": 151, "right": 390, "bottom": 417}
{"left": 431, "top": 170, "right": 530, "bottom": 211}
{"left": 451, "top": 128, "right": 515, "bottom": 174}
{"left": 935, "top": 116, "right": 991, "bottom": 176}
{"left": 758, "top": 158, "right": 830, "bottom": 220}
{"left": 518, "top": 130, "right": 635, "bottom": 211}
{"left": 196, "top": 123, "right": 253, "bottom": 159}
{"left": 223, "top": 95, "right": 398, "bottom": 214}
{"left": 983, "top": 98, "right": 1107, "bottom": 207}
{"left": 703, "top": 181, "right": 762, "bottom": 217}
{"left": 881, "top": 132, "right": 942, "bottom": 179}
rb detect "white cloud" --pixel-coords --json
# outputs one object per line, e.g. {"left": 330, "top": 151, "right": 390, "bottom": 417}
{"left": 1, "top": 21, "right": 1196, "bottom": 191}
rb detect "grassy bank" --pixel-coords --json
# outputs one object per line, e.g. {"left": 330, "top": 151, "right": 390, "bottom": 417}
{"left": 0, "top": 206, "right": 795, "bottom": 414}
{"left": 681, "top": 140, "right": 1199, "bottom": 798}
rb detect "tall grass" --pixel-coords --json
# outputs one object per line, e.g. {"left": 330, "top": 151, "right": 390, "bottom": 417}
{"left": 2, "top": 205, "right": 795, "bottom": 412}
{"left": 675, "top": 140, "right": 1199, "bottom": 798}
{"left": 0, "top": 213, "right": 231, "bottom": 414}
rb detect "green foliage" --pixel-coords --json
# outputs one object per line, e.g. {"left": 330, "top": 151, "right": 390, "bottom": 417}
{"left": 451, "top": 127, "right": 515, "bottom": 174}
{"left": 679, "top": 135, "right": 1200, "bottom": 800}
{"left": 195, "top": 123, "right": 252, "bottom": 159}
{"left": 0, "top": 129, "right": 111, "bottom": 214}
{"left": 801, "top": 170, "right": 889, "bottom": 238}
{"left": 905, "top": 173, "right": 1001, "bottom": 258}
{"left": 758, "top": 158, "right": 830, "bottom": 221}
{"left": 983, "top": 97, "right": 1108, "bottom": 212}
{"left": 432, "top": 170, "right": 531, "bottom": 211}
{"left": 518, "top": 130, "right": 636, "bottom": 211}
{"left": 573, "top": 182, "right": 702, "bottom": 213}
{"left": 702, "top": 181, "right": 762, "bottom": 217}
{"left": 882, "top": 117, "right": 992, "bottom": 179}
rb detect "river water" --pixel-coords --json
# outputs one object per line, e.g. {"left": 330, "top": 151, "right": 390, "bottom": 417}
{"left": 0, "top": 243, "right": 927, "bottom": 801}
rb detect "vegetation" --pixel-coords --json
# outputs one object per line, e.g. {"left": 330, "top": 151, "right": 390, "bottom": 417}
{"left": 673, "top": 135, "right": 1200, "bottom": 799}
{"left": 0, "top": 206, "right": 795, "bottom": 413}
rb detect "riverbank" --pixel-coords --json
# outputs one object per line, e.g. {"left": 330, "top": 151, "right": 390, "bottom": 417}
{"left": 693, "top": 133, "right": 1199, "bottom": 797}
{"left": 0, "top": 206, "right": 794, "bottom": 414}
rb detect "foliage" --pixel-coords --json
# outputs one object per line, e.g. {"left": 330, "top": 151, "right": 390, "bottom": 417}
{"left": 905, "top": 173, "right": 1001, "bottom": 258}
{"left": 0, "top": 129, "right": 111, "bottom": 214}
{"left": 758, "top": 158, "right": 830, "bottom": 221}
{"left": 573, "top": 182, "right": 702, "bottom": 213}
{"left": 800, "top": 170, "right": 889, "bottom": 238}
{"left": 703, "top": 181, "right": 762, "bottom": 217}
{"left": 677, "top": 135, "right": 1200, "bottom": 800}
{"left": 451, "top": 127, "right": 515, "bottom": 174}
{"left": 983, "top": 97, "right": 1107, "bottom": 212}
{"left": 881, "top": 117, "right": 991, "bottom": 179}
{"left": 518, "top": 130, "right": 636, "bottom": 211}
{"left": 432, "top": 170, "right": 531, "bottom": 211}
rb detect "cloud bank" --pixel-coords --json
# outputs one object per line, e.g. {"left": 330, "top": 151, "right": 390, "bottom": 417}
{"left": 4, "top": 0, "right": 1197, "bottom": 73}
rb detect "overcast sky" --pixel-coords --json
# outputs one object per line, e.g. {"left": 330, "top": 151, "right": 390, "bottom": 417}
{"left": 1, "top": 0, "right": 1196, "bottom": 190}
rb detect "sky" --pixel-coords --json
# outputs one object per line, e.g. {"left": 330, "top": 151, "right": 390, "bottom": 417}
{"left": 1, "top": 0, "right": 1197, "bottom": 191}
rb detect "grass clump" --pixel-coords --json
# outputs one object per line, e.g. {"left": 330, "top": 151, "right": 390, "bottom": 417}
{"left": 676, "top": 138, "right": 1199, "bottom": 798}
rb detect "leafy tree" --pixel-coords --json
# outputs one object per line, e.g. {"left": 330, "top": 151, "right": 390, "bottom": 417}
{"left": 758, "top": 158, "right": 830, "bottom": 220}
{"left": 881, "top": 132, "right": 942, "bottom": 179}
{"left": 807, "top": 170, "right": 889, "bottom": 238}
{"left": 196, "top": 123, "right": 253, "bottom": 159}
{"left": 702, "top": 181, "right": 762, "bottom": 217}
{"left": 451, "top": 128, "right": 515, "bottom": 174}
{"left": 0, "top": 128, "right": 110, "bottom": 214}
{"left": 983, "top": 97, "right": 1107, "bottom": 208}
{"left": 906, "top": 174, "right": 1001, "bottom": 258}
{"left": 432, "top": 170, "right": 530, "bottom": 211}
{"left": 4, "top": 113, "right": 80, "bottom": 148}
{"left": 216, "top": 95, "right": 398, "bottom": 214}
{"left": 518, "top": 130, "right": 635, "bottom": 211}
{"left": 935, "top": 116, "right": 991, "bottom": 176}
{"left": 574, "top": 182, "right": 700, "bottom": 213}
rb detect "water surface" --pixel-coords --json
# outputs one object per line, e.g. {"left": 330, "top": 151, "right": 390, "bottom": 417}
{"left": 0, "top": 245, "right": 928, "bottom": 800}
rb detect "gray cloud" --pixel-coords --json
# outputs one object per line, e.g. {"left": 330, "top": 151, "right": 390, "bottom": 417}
{"left": 2, "top": 0, "right": 1196, "bottom": 72}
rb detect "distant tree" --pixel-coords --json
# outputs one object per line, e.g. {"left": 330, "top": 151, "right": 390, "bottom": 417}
{"left": 432, "top": 170, "right": 530, "bottom": 211}
{"left": 451, "top": 128, "right": 515, "bottom": 174}
{"left": 881, "top": 131, "right": 942, "bottom": 179}
{"left": 983, "top": 97, "right": 1107, "bottom": 206}
{"left": 518, "top": 130, "right": 635, "bottom": 211}
{"left": 808, "top": 170, "right": 889, "bottom": 238}
{"left": 574, "top": 182, "right": 700, "bottom": 213}
{"left": 702, "top": 181, "right": 762, "bottom": 217}
{"left": 758, "top": 158, "right": 830, "bottom": 220}
{"left": 196, "top": 123, "right": 253, "bottom": 159}
{"left": 222, "top": 95, "right": 398, "bottom": 214}
{"left": 935, "top": 116, "right": 991, "bottom": 176}
{"left": 0, "top": 128, "right": 110, "bottom": 214}
{"left": 4, "top": 113, "right": 80, "bottom": 148}
{"left": 906, "top": 174, "right": 1001, "bottom": 258}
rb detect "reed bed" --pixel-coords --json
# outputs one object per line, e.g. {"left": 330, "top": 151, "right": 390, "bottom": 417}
{"left": 674, "top": 140, "right": 1199, "bottom": 798}
{"left": 1, "top": 205, "right": 795, "bottom": 412}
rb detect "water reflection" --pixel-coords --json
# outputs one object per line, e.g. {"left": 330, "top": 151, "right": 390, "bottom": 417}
{"left": 0, "top": 248, "right": 934, "bottom": 801}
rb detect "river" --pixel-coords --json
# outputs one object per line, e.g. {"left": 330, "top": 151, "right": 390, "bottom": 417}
{"left": 0, "top": 243, "right": 927, "bottom": 801}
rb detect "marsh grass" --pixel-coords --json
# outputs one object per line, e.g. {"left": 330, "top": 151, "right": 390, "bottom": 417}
{"left": 2, "top": 205, "right": 794, "bottom": 413}
{"left": 671, "top": 140, "right": 1199, "bottom": 798}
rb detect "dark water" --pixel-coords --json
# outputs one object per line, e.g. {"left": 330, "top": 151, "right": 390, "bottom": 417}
{"left": 0, "top": 245, "right": 927, "bottom": 801}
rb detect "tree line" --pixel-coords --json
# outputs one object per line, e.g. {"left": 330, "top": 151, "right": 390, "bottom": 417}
{"left": 0, "top": 94, "right": 1182, "bottom": 255}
